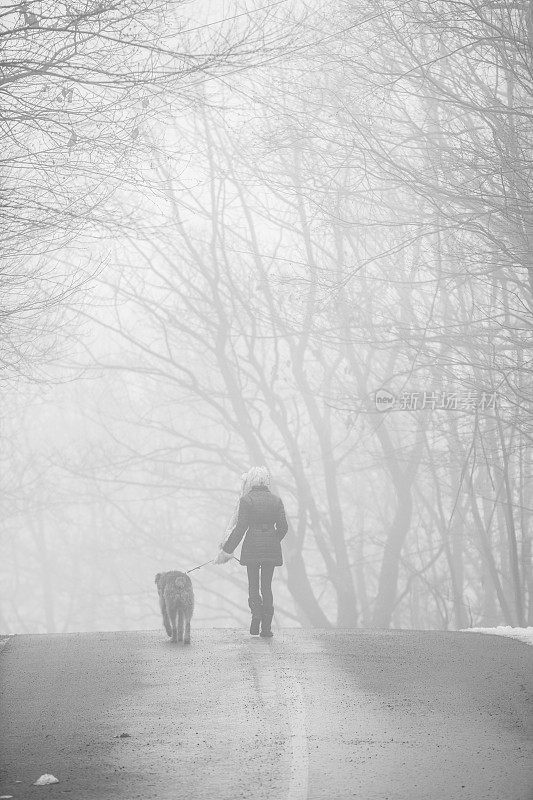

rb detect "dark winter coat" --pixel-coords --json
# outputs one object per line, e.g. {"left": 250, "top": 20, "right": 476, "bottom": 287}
{"left": 223, "top": 486, "right": 288, "bottom": 566}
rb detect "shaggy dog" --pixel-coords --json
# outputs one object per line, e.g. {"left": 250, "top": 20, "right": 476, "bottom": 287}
{"left": 155, "top": 571, "right": 194, "bottom": 644}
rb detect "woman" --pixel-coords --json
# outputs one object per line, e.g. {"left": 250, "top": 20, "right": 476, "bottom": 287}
{"left": 216, "top": 466, "right": 288, "bottom": 637}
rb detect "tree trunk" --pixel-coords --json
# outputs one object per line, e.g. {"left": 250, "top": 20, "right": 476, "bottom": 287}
{"left": 372, "top": 477, "right": 414, "bottom": 628}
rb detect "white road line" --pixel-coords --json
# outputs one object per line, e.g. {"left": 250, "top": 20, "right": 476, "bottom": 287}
{"left": 248, "top": 641, "right": 309, "bottom": 800}
{"left": 282, "top": 664, "right": 309, "bottom": 800}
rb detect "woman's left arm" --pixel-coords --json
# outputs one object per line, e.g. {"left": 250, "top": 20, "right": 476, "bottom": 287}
{"left": 222, "top": 496, "right": 251, "bottom": 554}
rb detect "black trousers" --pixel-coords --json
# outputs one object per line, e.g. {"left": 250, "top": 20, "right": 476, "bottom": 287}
{"left": 247, "top": 563, "right": 275, "bottom": 615}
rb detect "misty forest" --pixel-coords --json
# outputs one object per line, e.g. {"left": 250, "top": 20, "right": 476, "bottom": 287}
{"left": 1, "top": 0, "right": 531, "bottom": 635}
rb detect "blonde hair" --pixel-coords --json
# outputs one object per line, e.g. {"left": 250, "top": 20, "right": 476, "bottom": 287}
{"left": 222, "top": 467, "right": 271, "bottom": 541}
{"left": 246, "top": 466, "right": 271, "bottom": 488}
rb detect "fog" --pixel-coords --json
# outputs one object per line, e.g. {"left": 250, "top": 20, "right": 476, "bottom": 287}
{"left": 1, "top": 0, "right": 531, "bottom": 634}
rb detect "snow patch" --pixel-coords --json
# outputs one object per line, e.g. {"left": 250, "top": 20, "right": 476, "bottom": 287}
{"left": 462, "top": 626, "right": 533, "bottom": 645}
{"left": 33, "top": 775, "right": 59, "bottom": 786}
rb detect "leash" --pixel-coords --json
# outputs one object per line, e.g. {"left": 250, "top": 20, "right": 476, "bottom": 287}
{"left": 186, "top": 559, "right": 213, "bottom": 574}
{"left": 186, "top": 556, "right": 239, "bottom": 574}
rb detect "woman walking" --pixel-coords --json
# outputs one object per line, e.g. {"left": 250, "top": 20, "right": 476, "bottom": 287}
{"left": 216, "top": 466, "right": 288, "bottom": 637}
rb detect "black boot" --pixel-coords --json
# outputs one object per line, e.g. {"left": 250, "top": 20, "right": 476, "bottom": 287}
{"left": 249, "top": 598, "right": 263, "bottom": 636}
{"left": 260, "top": 608, "right": 274, "bottom": 638}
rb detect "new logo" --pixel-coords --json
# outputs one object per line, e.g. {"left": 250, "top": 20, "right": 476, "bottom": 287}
{"left": 374, "top": 388, "right": 395, "bottom": 411}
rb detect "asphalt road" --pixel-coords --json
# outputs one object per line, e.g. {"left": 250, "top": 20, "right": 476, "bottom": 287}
{"left": 0, "top": 629, "right": 531, "bottom": 800}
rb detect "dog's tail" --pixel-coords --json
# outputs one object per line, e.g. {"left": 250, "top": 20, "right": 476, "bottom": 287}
{"left": 175, "top": 573, "right": 193, "bottom": 587}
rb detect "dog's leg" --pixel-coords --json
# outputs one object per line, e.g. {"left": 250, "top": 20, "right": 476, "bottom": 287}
{"left": 184, "top": 615, "right": 191, "bottom": 645}
{"left": 177, "top": 610, "right": 184, "bottom": 642}
{"left": 167, "top": 599, "right": 178, "bottom": 643}
{"left": 159, "top": 595, "right": 172, "bottom": 637}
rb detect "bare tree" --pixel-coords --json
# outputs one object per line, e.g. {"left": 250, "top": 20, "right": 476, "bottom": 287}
{"left": 0, "top": 0, "right": 293, "bottom": 374}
